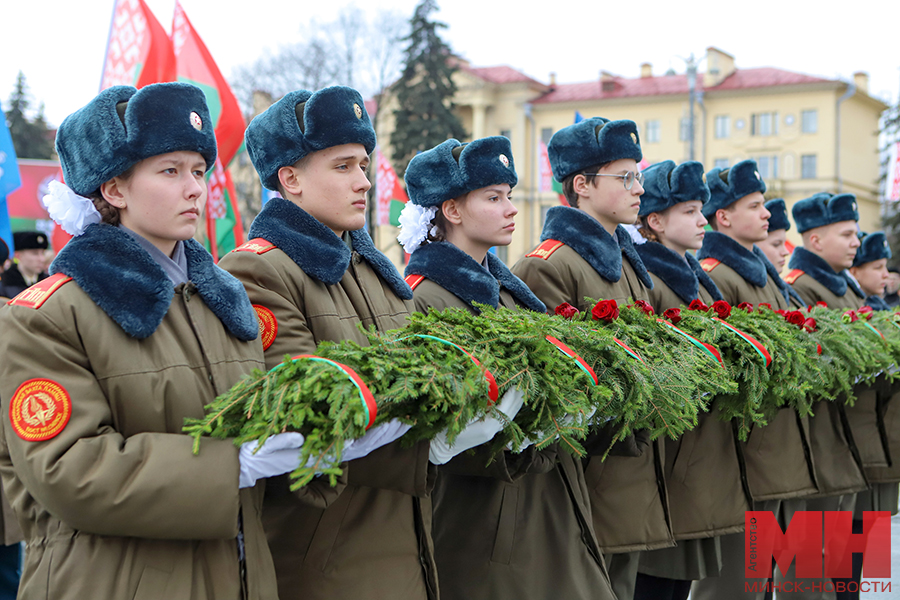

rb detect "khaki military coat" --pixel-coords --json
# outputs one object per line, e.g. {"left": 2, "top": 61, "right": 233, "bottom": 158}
{"left": 405, "top": 242, "right": 615, "bottom": 600}
{"left": 698, "top": 234, "right": 819, "bottom": 501}
{"left": 0, "top": 226, "right": 276, "bottom": 600}
{"left": 219, "top": 199, "right": 437, "bottom": 600}
{"left": 511, "top": 207, "right": 673, "bottom": 554}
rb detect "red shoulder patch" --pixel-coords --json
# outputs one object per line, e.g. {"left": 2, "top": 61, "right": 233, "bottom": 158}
{"left": 783, "top": 269, "right": 804, "bottom": 285}
{"left": 405, "top": 274, "right": 426, "bottom": 290}
{"left": 233, "top": 238, "right": 277, "bottom": 255}
{"left": 699, "top": 258, "right": 721, "bottom": 273}
{"left": 9, "top": 379, "right": 72, "bottom": 442}
{"left": 253, "top": 305, "right": 278, "bottom": 351}
{"left": 525, "top": 239, "right": 564, "bottom": 260}
{"left": 7, "top": 274, "right": 72, "bottom": 309}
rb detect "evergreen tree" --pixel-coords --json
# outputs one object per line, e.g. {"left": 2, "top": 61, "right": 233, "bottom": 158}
{"left": 391, "top": 0, "right": 466, "bottom": 176}
{"left": 5, "top": 72, "right": 54, "bottom": 160}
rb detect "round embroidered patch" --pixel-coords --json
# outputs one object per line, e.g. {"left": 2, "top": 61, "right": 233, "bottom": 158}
{"left": 353, "top": 103, "right": 363, "bottom": 119}
{"left": 499, "top": 154, "right": 509, "bottom": 167}
{"left": 10, "top": 379, "right": 72, "bottom": 442}
{"left": 254, "top": 305, "right": 278, "bottom": 351}
{"left": 190, "top": 112, "right": 203, "bottom": 130}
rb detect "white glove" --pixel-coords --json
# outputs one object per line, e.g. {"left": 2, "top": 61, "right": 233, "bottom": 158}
{"left": 341, "top": 419, "right": 412, "bottom": 462}
{"left": 238, "top": 432, "right": 305, "bottom": 489}
{"left": 430, "top": 387, "right": 526, "bottom": 464}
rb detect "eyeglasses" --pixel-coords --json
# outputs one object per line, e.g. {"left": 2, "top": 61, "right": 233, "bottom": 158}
{"left": 582, "top": 170, "right": 645, "bottom": 190}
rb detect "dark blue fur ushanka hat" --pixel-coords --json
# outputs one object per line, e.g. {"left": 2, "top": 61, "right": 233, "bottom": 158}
{"left": 547, "top": 117, "right": 642, "bottom": 182}
{"left": 702, "top": 159, "right": 767, "bottom": 218}
{"left": 638, "top": 160, "right": 710, "bottom": 217}
{"left": 404, "top": 137, "right": 517, "bottom": 208}
{"left": 792, "top": 192, "right": 859, "bottom": 233}
{"left": 764, "top": 198, "right": 791, "bottom": 232}
{"left": 853, "top": 231, "right": 891, "bottom": 267}
{"left": 55, "top": 82, "right": 217, "bottom": 197}
{"left": 245, "top": 86, "right": 377, "bottom": 191}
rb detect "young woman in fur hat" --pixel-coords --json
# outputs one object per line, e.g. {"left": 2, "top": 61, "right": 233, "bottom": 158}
{"left": 0, "top": 82, "right": 302, "bottom": 599}
{"left": 629, "top": 160, "right": 748, "bottom": 600}
{"left": 398, "top": 136, "right": 615, "bottom": 600}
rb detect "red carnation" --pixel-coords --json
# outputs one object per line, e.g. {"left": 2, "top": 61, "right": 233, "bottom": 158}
{"left": 632, "top": 299, "right": 655, "bottom": 316}
{"left": 737, "top": 302, "right": 754, "bottom": 313}
{"left": 688, "top": 299, "right": 709, "bottom": 312}
{"left": 555, "top": 302, "right": 579, "bottom": 319}
{"left": 859, "top": 306, "right": 874, "bottom": 320}
{"left": 784, "top": 310, "right": 806, "bottom": 327}
{"left": 843, "top": 310, "right": 859, "bottom": 323}
{"left": 816, "top": 301, "right": 828, "bottom": 308}
{"left": 592, "top": 299, "right": 619, "bottom": 323}
{"left": 758, "top": 303, "right": 772, "bottom": 311}
{"left": 803, "top": 318, "right": 817, "bottom": 333}
{"left": 712, "top": 300, "right": 732, "bottom": 319}
{"left": 775, "top": 310, "right": 787, "bottom": 316}
{"left": 663, "top": 308, "right": 682, "bottom": 325}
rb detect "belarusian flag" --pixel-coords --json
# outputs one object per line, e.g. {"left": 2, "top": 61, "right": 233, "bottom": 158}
{"left": 100, "top": 0, "right": 176, "bottom": 90}
{"left": 172, "top": 1, "right": 243, "bottom": 166}
{"left": 538, "top": 140, "right": 567, "bottom": 206}
{"left": 205, "top": 157, "right": 244, "bottom": 260}
{"left": 172, "top": 1, "right": 245, "bottom": 258}
{"left": 375, "top": 147, "right": 409, "bottom": 227}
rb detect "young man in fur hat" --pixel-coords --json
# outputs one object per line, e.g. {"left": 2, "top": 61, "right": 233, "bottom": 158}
{"left": 850, "top": 231, "right": 892, "bottom": 309}
{"left": 220, "top": 86, "right": 520, "bottom": 600}
{"left": 783, "top": 195, "right": 890, "bottom": 598}
{"left": 757, "top": 198, "right": 807, "bottom": 307}
{"left": 690, "top": 161, "right": 819, "bottom": 600}
{"left": 512, "top": 117, "right": 673, "bottom": 600}
{"left": 0, "top": 231, "right": 49, "bottom": 299}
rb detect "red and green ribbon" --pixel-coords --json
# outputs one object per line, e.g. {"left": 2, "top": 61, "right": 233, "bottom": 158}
{"left": 862, "top": 322, "right": 885, "bottom": 340}
{"left": 711, "top": 317, "right": 772, "bottom": 367}
{"left": 545, "top": 335, "right": 599, "bottom": 385}
{"left": 396, "top": 334, "right": 499, "bottom": 404}
{"left": 656, "top": 319, "right": 724, "bottom": 367}
{"left": 285, "top": 354, "right": 378, "bottom": 430}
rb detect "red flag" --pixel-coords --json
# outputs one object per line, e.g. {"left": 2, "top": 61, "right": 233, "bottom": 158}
{"left": 100, "top": 0, "right": 176, "bottom": 90}
{"left": 172, "top": 1, "right": 244, "bottom": 167}
{"left": 375, "top": 147, "right": 409, "bottom": 226}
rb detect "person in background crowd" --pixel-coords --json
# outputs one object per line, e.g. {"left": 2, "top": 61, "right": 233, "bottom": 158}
{"left": 883, "top": 267, "right": 900, "bottom": 306}
{"left": 0, "top": 82, "right": 297, "bottom": 600}
{"left": 849, "top": 231, "right": 891, "bottom": 309}
{"left": 399, "top": 136, "right": 615, "bottom": 600}
{"left": 512, "top": 117, "right": 672, "bottom": 600}
{"left": 758, "top": 198, "right": 807, "bottom": 307}
{"left": 631, "top": 160, "right": 748, "bottom": 600}
{"left": 0, "top": 231, "right": 49, "bottom": 299}
{"left": 692, "top": 160, "right": 817, "bottom": 600}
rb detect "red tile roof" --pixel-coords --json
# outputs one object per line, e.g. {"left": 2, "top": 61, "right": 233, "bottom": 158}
{"left": 462, "top": 65, "right": 544, "bottom": 87}
{"left": 533, "top": 67, "right": 833, "bottom": 104}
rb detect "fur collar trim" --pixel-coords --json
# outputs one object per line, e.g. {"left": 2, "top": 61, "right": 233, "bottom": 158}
{"left": 697, "top": 231, "right": 768, "bottom": 288}
{"left": 50, "top": 224, "right": 258, "bottom": 340}
{"left": 865, "top": 295, "right": 890, "bottom": 311}
{"left": 752, "top": 246, "right": 807, "bottom": 306}
{"left": 540, "top": 206, "right": 652, "bottom": 288}
{"left": 687, "top": 253, "right": 724, "bottom": 302}
{"left": 248, "top": 198, "right": 412, "bottom": 299}
{"left": 787, "top": 246, "right": 854, "bottom": 298}
{"left": 406, "top": 242, "right": 545, "bottom": 313}
{"left": 635, "top": 242, "right": 722, "bottom": 304}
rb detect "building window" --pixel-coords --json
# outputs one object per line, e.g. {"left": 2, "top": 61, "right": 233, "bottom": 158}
{"left": 714, "top": 116, "right": 730, "bottom": 139}
{"left": 540, "top": 127, "right": 553, "bottom": 145}
{"left": 714, "top": 158, "right": 729, "bottom": 169}
{"left": 756, "top": 155, "right": 779, "bottom": 179}
{"left": 645, "top": 120, "right": 661, "bottom": 143}
{"left": 800, "top": 154, "right": 817, "bottom": 179}
{"left": 801, "top": 110, "right": 818, "bottom": 134}
{"left": 751, "top": 112, "right": 778, "bottom": 137}
{"left": 499, "top": 129, "right": 511, "bottom": 140}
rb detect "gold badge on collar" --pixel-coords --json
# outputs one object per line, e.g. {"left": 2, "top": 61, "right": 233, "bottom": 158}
{"left": 190, "top": 112, "right": 203, "bottom": 130}
{"left": 630, "top": 133, "right": 637, "bottom": 144}
{"left": 499, "top": 154, "right": 509, "bottom": 167}
{"left": 353, "top": 103, "right": 363, "bottom": 119}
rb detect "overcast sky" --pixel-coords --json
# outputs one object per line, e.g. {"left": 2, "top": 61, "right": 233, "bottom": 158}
{"left": 3, "top": 0, "right": 899, "bottom": 129}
